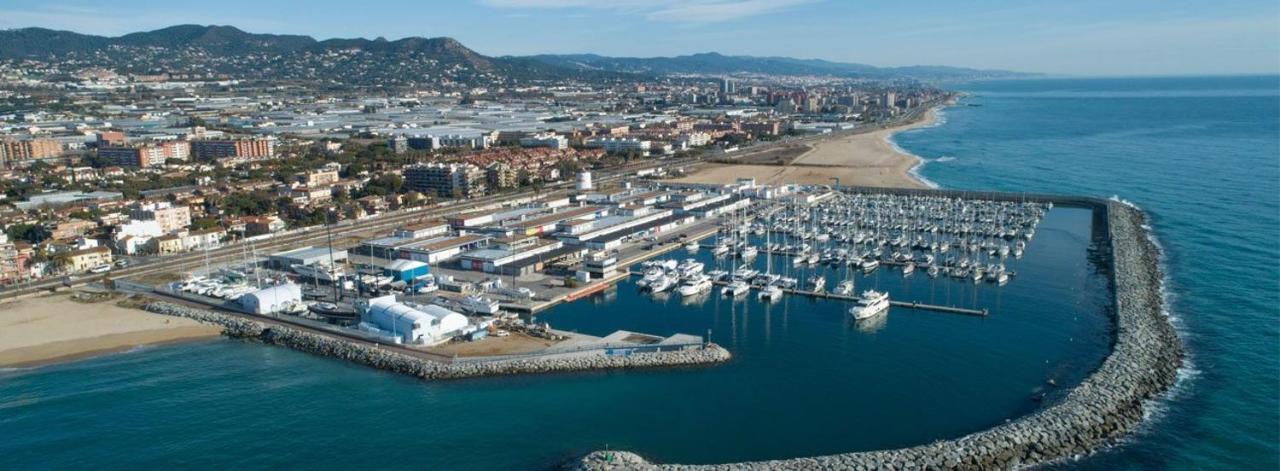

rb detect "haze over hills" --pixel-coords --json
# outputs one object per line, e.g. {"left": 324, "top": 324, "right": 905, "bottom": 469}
{"left": 0, "top": 25, "right": 1030, "bottom": 87}
{"left": 521, "top": 52, "right": 1031, "bottom": 81}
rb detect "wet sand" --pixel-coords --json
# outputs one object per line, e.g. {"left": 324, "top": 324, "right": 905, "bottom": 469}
{"left": 672, "top": 108, "right": 938, "bottom": 188}
{"left": 0, "top": 294, "right": 222, "bottom": 368}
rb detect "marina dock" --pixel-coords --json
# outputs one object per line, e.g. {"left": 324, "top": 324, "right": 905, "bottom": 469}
{"left": 627, "top": 271, "right": 988, "bottom": 317}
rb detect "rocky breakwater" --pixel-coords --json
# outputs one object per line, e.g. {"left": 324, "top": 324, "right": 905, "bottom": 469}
{"left": 143, "top": 302, "right": 731, "bottom": 380}
{"left": 570, "top": 201, "right": 1183, "bottom": 470}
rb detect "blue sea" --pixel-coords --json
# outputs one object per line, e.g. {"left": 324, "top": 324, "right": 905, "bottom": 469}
{"left": 1, "top": 76, "right": 1277, "bottom": 470}
{"left": 896, "top": 75, "right": 1280, "bottom": 470}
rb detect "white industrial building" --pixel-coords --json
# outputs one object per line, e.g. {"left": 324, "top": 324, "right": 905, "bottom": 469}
{"left": 239, "top": 283, "right": 302, "bottom": 315}
{"left": 585, "top": 137, "right": 651, "bottom": 154}
{"left": 519, "top": 132, "right": 568, "bottom": 150}
{"left": 357, "top": 295, "right": 468, "bottom": 345}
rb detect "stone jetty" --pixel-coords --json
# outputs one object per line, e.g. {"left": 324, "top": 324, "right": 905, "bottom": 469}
{"left": 570, "top": 200, "right": 1183, "bottom": 470}
{"left": 143, "top": 303, "right": 731, "bottom": 380}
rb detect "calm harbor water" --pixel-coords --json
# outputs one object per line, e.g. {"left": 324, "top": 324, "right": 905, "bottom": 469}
{"left": 1, "top": 76, "right": 1273, "bottom": 470}
{"left": 0, "top": 205, "right": 1110, "bottom": 469}
{"left": 895, "top": 75, "right": 1280, "bottom": 469}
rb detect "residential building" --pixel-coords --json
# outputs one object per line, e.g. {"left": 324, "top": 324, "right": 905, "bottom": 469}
{"left": 67, "top": 246, "right": 112, "bottom": 273}
{"left": 518, "top": 132, "right": 568, "bottom": 150}
{"left": 404, "top": 163, "right": 486, "bottom": 199}
{"left": 2, "top": 138, "right": 62, "bottom": 162}
{"left": 95, "top": 131, "right": 126, "bottom": 147}
{"left": 486, "top": 163, "right": 518, "bottom": 191}
{"left": 131, "top": 202, "right": 191, "bottom": 233}
{"left": 388, "top": 135, "right": 408, "bottom": 154}
{"left": 585, "top": 137, "right": 651, "bottom": 155}
{"left": 437, "top": 134, "right": 491, "bottom": 150}
{"left": 298, "top": 168, "right": 340, "bottom": 187}
{"left": 241, "top": 215, "right": 286, "bottom": 235}
{"left": 151, "top": 234, "right": 184, "bottom": 254}
{"left": 48, "top": 220, "right": 97, "bottom": 241}
{"left": 191, "top": 137, "right": 276, "bottom": 160}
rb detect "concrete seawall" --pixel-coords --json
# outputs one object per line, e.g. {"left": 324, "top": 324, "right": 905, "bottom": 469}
{"left": 570, "top": 201, "right": 1183, "bottom": 470}
{"left": 142, "top": 303, "right": 732, "bottom": 380}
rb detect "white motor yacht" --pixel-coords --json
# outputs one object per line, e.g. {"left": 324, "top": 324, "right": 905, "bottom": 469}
{"left": 849, "top": 290, "right": 890, "bottom": 320}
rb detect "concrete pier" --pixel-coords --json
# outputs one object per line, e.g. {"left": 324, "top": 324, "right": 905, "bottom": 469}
{"left": 626, "top": 271, "right": 988, "bottom": 317}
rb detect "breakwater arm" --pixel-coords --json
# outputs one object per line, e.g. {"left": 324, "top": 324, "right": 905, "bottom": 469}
{"left": 142, "top": 302, "right": 731, "bottom": 380}
{"left": 569, "top": 201, "right": 1183, "bottom": 470}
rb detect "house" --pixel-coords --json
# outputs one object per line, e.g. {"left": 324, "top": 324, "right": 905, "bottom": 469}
{"left": 67, "top": 246, "right": 112, "bottom": 273}
{"left": 239, "top": 215, "right": 286, "bottom": 236}
{"left": 151, "top": 234, "right": 184, "bottom": 254}
{"left": 48, "top": 220, "right": 98, "bottom": 241}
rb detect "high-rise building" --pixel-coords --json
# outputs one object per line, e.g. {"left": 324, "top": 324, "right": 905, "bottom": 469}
{"left": 405, "top": 163, "right": 486, "bottom": 199}
{"left": 884, "top": 92, "right": 897, "bottom": 109}
{"left": 720, "top": 77, "right": 736, "bottom": 95}
{"left": 388, "top": 135, "right": 408, "bottom": 154}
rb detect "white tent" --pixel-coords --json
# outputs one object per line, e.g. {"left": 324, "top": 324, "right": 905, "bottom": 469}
{"left": 239, "top": 283, "right": 302, "bottom": 314}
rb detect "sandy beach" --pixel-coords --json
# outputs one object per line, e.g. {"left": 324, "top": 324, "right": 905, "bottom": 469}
{"left": 671, "top": 107, "right": 939, "bottom": 188}
{"left": 0, "top": 293, "right": 222, "bottom": 368}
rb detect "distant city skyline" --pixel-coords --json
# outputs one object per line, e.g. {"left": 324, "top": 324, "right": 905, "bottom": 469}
{"left": 1, "top": 0, "right": 1277, "bottom": 76}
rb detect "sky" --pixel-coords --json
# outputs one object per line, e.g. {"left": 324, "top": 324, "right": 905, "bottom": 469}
{"left": 1, "top": 0, "right": 1278, "bottom": 76}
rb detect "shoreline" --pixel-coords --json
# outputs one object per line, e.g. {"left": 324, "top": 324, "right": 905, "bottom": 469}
{"left": 670, "top": 103, "right": 945, "bottom": 188}
{"left": 0, "top": 293, "right": 224, "bottom": 369}
{"left": 893, "top": 107, "right": 946, "bottom": 189}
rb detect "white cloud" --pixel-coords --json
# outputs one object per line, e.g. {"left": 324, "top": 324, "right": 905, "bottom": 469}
{"left": 478, "top": 0, "right": 815, "bottom": 23}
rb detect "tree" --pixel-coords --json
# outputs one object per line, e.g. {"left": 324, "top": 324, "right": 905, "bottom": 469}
{"left": 5, "top": 224, "right": 47, "bottom": 244}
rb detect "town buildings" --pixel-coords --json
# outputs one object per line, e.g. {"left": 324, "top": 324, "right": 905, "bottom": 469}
{"left": 405, "top": 163, "right": 487, "bottom": 199}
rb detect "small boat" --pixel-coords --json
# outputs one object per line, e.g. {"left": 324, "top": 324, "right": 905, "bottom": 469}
{"left": 902, "top": 262, "right": 915, "bottom": 276}
{"left": 676, "top": 259, "right": 705, "bottom": 277}
{"left": 722, "top": 280, "right": 750, "bottom": 297}
{"left": 862, "top": 259, "right": 880, "bottom": 273}
{"left": 806, "top": 275, "right": 826, "bottom": 293}
{"left": 460, "top": 295, "right": 501, "bottom": 315}
{"left": 849, "top": 290, "right": 890, "bottom": 320}
{"left": 833, "top": 280, "right": 855, "bottom": 296}
{"left": 713, "top": 243, "right": 731, "bottom": 257}
{"left": 677, "top": 275, "right": 713, "bottom": 296}
{"left": 758, "top": 283, "right": 784, "bottom": 301}
{"left": 292, "top": 263, "right": 344, "bottom": 282}
{"left": 739, "top": 246, "right": 759, "bottom": 260}
{"left": 648, "top": 274, "right": 676, "bottom": 293}
{"left": 685, "top": 240, "right": 700, "bottom": 252}
{"left": 636, "top": 267, "right": 664, "bottom": 287}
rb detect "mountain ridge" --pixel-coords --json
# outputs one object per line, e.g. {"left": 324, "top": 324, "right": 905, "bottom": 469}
{"left": 0, "top": 25, "right": 1031, "bottom": 83}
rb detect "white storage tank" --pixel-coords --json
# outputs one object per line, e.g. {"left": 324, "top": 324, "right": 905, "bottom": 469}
{"left": 576, "top": 171, "right": 593, "bottom": 191}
